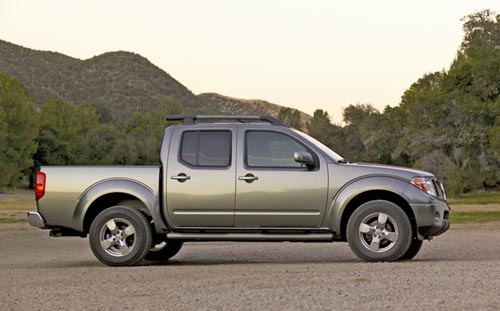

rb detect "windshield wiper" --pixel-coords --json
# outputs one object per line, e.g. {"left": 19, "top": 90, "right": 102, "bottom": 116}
{"left": 337, "top": 159, "right": 349, "bottom": 164}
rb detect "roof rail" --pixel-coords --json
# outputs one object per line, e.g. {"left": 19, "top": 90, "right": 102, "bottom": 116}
{"left": 165, "top": 115, "right": 287, "bottom": 126}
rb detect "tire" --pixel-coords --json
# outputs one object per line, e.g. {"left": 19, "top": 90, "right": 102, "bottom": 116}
{"left": 347, "top": 200, "right": 412, "bottom": 262}
{"left": 145, "top": 240, "right": 183, "bottom": 261}
{"left": 89, "top": 206, "right": 152, "bottom": 267}
{"left": 400, "top": 238, "right": 423, "bottom": 260}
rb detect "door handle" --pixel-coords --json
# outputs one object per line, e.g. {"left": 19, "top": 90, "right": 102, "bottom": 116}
{"left": 238, "top": 173, "right": 258, "bottom": 183}
{"left": 171, "top": 173, "right": 191, "bottom": 182}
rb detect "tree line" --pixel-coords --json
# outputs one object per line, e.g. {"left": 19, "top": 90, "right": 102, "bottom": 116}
{"left": 0, "top": 72, "right": 183, "bottom": 188}
{"left": 0, "top": 10, "right": 498, "bottom": 195}
{"left": 288, "top": 10, "right": 500, "bottom": 195}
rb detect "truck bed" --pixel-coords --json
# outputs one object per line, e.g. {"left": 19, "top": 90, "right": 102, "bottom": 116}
{"left": 37, "top": 166, "right": 159, "bottom": 230}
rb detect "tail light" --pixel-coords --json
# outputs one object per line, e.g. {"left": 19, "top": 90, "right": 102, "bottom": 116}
{"left": 35, "top": 172, "right": 46, "bottom": 201}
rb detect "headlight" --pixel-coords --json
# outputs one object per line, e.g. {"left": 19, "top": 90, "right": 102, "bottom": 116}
{"left": 411, "top": 177, "right": 438, "bottom": 197}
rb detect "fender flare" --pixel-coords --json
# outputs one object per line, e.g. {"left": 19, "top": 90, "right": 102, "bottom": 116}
{"left": 72, "top": 178, "right": 168, "bottom": 233}
{"left": 324, "top": 175, "right": 414, "bottom": 237}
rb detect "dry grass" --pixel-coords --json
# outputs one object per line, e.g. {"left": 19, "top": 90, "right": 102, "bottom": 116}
{"left": 0, "top": 197, "right": 35, "bottom": 211}
{"left": 0, "top": 192, "right": 35, "bottom": 223}
{"left": 448, "top": 192, "right": 500, "bottom": 205}
{"left": 451, "top": 203, "right": 500, "bottom": 212}
{"left": 448, "top": 200, "right": 500, "bottom": 224}
{"left": 450, "top": 212, "right": 500, "bottom": 224}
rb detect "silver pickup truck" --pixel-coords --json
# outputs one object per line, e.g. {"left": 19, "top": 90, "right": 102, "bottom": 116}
{"left": 28, "top": 115, "right": 450, "bottom": 266}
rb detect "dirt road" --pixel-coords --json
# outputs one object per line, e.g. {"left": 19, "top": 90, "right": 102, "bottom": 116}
{"left": 1, "top": 224, "right": 499, "bottom": 310}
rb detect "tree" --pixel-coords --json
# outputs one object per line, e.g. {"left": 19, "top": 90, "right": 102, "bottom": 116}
{"left": 77, "top": 123, "right": 122, "bottom": 165}
{"left": 278, "top": 107, "right": 303, "bottom": 130}
{"left": 461, "top": 10, "right": 500, "bottom": 55}
{"left": 0, "top": 72, "right": 38, "bottom": 187}
{"left": 123, "top": 97, "right": 183, "bottom": 165}
{"left": 34, "top": 99, "right": 101, "bottom": 166}
{"left": 391, "top": 9, "right": 500, "bottom": 194}
{"left": 306, "top": 110, "right": 334, "bottom": 145}
{"left": 340, "top": 104, "right": 377, "bottom": 162}
{"left": 342, "top": 103, "right": 378, "bottom": 126}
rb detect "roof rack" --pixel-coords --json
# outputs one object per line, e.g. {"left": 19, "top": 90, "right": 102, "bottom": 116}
{"left": 165, "top": 115, "right": 287, "bottom": 126}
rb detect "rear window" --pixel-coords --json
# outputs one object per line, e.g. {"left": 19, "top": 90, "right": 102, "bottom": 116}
{"left": 180, "top": 131, "right": 231, "bottom": 167}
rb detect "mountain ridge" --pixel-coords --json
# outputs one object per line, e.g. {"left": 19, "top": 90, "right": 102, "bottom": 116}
{"left": 0, "top": 39, "right": 311, "bottom": 123}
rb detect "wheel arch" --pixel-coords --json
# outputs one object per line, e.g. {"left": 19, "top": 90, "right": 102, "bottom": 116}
{"left": 339, "top": 190, "right": 417, "bottom": 241}
{"left": 83, "top": 192, "right": 148, "bottom": 234}
{"left": 73, "top": 179, "right": 168, "bottom": 234}
{"left": 326, "top": 176, "right": 417, "bottom": 241}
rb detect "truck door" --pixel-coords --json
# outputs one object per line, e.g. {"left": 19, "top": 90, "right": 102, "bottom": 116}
{"left": 165, "top": 126, "right": 236, "bottom": 227}
{"left": 235, "top": 128, "right": 328, "bottom": 228}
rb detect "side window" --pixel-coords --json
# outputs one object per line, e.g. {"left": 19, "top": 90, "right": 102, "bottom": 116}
{"left": 180, "top": 131, "right": 231, "bottom": 167}
{"left": 180, "top": 132, "right": 198, "bottom": 166}
{"left": 246, "top": 131, "right": 309, "bottom": 168}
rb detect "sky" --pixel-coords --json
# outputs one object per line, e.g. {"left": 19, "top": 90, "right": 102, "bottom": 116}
{"left": 0, "top": 1, "right": 498, "bottom": 122}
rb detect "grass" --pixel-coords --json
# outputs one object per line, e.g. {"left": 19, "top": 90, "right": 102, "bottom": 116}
{"left": 450, "top": 211, "right": 500, "bottom": 224}
{"left": 0, "top": 197, "right": 35, "bottom": 211}
{"left": 448, "top": 192, "right": 500, "bottom": 205}
{"left": 0, "top": 215, "right": 27, "bottom": 224}
{"left": 0, "top": 192, "right": 35, "bottom": 224}
{"left": 447, "top": 192, "right": 500, "bottom": 223}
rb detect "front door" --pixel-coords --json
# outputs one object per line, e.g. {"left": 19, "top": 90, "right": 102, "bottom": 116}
{"left": 235, "top": 129, "right": 328, "bottom": 228}
{"left": 166, "top": 127, "right": 236, "bottom": 227}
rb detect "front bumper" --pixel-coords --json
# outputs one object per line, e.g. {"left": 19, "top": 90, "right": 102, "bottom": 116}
{"left": 27, "top": 211, "right": 46, "bottom": 228}
{"left": 404, "top": 183, "right": 451, "bottom": 239}
{"left": 411, "top": 199, "right": 450, "bottom": 239}
{"left": 418, "top": 218, "right": 450, "bottom": 239}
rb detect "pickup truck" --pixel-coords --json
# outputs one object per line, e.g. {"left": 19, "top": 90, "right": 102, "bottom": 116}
{"left": 28, "top": 115, "right": 450, "bottom": 266}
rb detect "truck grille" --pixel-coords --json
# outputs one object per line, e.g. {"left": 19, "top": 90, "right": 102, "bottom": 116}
{"left": 433, "top": 179, "right": 447, "bottom": 201}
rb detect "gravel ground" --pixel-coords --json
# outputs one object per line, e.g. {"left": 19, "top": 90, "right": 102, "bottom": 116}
{"left": 1, "top": 224, "right": 499, "bottom": 311}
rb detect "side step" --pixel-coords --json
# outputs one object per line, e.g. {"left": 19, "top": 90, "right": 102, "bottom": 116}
{"left": 166, "top": 232, "right": 333, "bottom": 242}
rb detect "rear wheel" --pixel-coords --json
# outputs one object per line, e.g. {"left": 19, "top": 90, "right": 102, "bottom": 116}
{"left": 347, "top": 200, "right": 412, "bottom": 262}
{"left": 145, "top": 239, "right": 183, "bottom": 261}
{"left": 89, "top": 206, "right": 152, "bottom": 266}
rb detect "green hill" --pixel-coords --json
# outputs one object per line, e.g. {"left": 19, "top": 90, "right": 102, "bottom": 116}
{"left": 0, "top": 39, "right": 310, "bottom": 122}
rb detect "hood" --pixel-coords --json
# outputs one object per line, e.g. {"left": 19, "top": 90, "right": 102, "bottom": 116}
{"left": 352, "top": 162, "right": 433, "bottom": 176}
{"left": 335, "top": 162, "right": 435, "bottom": 181}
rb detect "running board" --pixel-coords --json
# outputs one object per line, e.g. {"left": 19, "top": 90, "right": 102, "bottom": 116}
{"left": 166, "top": 232, "right": 333, "bottom": 242}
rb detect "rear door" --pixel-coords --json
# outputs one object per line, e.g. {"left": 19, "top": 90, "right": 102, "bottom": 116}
{"left": 165, "top": 126, "right": 236, "bottom": 227}
{"left": 235, "top": 128, "right": 329, "bottom": 228}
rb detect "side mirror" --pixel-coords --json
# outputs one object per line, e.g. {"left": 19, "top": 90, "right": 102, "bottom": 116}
{"left": 294, "top": 151, "right": 315, "bottom": 168}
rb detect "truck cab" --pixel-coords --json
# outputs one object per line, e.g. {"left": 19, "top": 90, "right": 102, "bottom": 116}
{"left": 162, "top": 121, "right": 329, "bottom": 228}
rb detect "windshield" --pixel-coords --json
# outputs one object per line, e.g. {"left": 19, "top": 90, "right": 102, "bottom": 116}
{"left": 292, "top": 129, "right": 344, "bottom": 162}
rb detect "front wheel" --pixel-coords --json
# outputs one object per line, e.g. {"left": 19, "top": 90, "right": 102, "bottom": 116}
{"left": 347, "top": 200, "right": 412, "bottom": 262}
{"left": 89, "top": 206, "right": 152, "bottom": 266}
{"left": 400, "top": 238, "right": 423, "bottom": 260}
